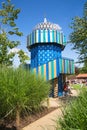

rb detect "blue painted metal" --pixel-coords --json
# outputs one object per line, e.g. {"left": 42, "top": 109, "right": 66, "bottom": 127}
{"left": 31, "top": 44, "right": 62, "bottom": 68}
{"left": 58, "top": 74, "right": 63, "bottom": 96}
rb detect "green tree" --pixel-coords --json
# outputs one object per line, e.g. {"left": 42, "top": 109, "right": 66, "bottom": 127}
{"left": 75, "top": 66, "right": 80, "bottom": 74}
{"left": 0, "top": 66, "right": 50, "bottom": 129}
{"left": 0, "top": 0, "right": 29, "bottom": 66}
{"left": 80, "top": 61, "right": 87, "bottom": 73}
{"left": 69, "top": 1, "right": 87, "bottom": 64}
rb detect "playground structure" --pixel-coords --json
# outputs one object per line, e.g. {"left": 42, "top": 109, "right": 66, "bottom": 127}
{"left": 27, "top": 18, "right": 75, "bottom": 97}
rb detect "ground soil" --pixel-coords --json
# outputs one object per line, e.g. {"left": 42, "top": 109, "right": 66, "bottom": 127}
{"left": 0, "top": 107, "right": 58, "bottom": 130}
{"left": 0, "top": 91, "right": 78, "bottom": 130}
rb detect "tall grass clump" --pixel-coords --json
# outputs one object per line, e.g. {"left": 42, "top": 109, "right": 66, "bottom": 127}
{"left": 56, "top": 89, "right": 87, "bottom": 130}
{"left": 0, "top": 66, "right": 50, "bottom": 129}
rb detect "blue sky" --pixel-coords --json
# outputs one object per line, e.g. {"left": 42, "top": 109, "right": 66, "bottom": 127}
{"left": 0, "top": 0, "right": 86, "bottom": 67}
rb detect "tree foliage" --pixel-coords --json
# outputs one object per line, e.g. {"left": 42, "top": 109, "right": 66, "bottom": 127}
{"left": 0, "top": 0, "right": 29, "bottom": 66}
{"left": 69, "top": 1, "right": 87, "bottom": 64}
{"left": 80, "top": 61, "right": 87, "bottom": 73}
{"left": 75, "top": 66, "right": 80, "bottom": 74}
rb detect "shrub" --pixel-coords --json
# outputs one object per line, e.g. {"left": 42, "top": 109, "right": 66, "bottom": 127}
{"left": 56, "top": 89, "right": 87, "bottom": 130}
{"left": 0, "top": 66, "right": 50, "bottom": 128}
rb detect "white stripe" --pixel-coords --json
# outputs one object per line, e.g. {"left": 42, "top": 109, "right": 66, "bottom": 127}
{"left": 46, "top": 30, "right": 48, "bottom": 42}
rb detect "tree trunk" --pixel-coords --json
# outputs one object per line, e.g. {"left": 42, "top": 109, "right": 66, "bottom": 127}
{"left": 16, "top": 106, "right": 20, "bottom": 130}
{"left": 47, "top": 97, "right": 50, "bottom": 108}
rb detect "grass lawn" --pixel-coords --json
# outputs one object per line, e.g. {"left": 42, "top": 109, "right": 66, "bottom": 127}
{"left": 71, "top": 83, "right": 87, "bottom": 90}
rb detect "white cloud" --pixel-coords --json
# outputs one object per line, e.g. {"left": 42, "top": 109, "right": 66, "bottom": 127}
{"left": 9, "top": 48, "right": 20, "bottom": 53}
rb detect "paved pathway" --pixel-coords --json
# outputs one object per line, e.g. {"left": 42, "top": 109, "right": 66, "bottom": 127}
{"left": 22, "top": 108, "right": 62, "bottom": 130}
{"left": 22, "top": 89, "right": 78, "bottom": 130}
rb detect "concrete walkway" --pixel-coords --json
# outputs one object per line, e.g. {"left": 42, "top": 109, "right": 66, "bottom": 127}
{"left": 22, "top": 108, "right": 62, "bottom": 130}
{"left": 22, "top": 89, "right": 78, "bottom": 130}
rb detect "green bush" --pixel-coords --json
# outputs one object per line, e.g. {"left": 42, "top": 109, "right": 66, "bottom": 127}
{"left": 56, "top": 89, "right": 87, "bottom": 130}
{"left": 0, "top": 66, "right": 50, "bottom": 127}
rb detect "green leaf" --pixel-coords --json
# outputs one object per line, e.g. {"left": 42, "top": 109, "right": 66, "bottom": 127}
{"left": 10, "top": 21, "right": 16, "bottom": 27}
{"left": 8, "top": 31, "right": 14, "bottom": 35}
{"left": 69, "top": 1, "right": 87, "bottom": 64}
{"left": 0, "top": 0, "right": 25, "bottom": 66}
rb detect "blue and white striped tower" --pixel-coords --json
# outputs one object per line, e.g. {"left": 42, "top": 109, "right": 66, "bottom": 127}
{"left": 27, "top": 18, "right": 66, "bottom": 68}
{"left": 27, "top": 18, "right": 74, "bottom": 97}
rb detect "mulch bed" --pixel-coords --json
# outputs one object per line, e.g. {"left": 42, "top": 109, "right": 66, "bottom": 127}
{"left": 0, "top": 107, "right": 58, "bottom": 130}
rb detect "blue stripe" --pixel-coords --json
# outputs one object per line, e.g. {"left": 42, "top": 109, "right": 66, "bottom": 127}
{"left": 48, "top": 30, "right": 50, "bottom": 42}
{"left": 69, "top": 61, "right": 71, "bottom": 74}
{"left": 56, "top": 58, "right": 59, "bottom": 76}
{"left": 56, "top": 31, "right": 58, "bottom": 43}
{"left": 58, "top": 75, "right": 63, "bottom": 96}
{"left": 32, "top": 32, "right": 34, "bottom": 44}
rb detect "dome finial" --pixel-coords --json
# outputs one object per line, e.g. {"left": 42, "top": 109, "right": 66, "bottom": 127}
{"left": 44, "top": 17, "right": 47, "bottom": 23}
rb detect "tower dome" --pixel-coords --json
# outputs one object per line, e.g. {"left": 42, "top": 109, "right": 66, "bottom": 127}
{"left": 33, "top": 18, "right": 62, "bottom": 31}
{"left": 27, "top": 19, "right": 67, "bottom": 68}
{"left": 27, "top": 18, "right": 66, "bottom": 49}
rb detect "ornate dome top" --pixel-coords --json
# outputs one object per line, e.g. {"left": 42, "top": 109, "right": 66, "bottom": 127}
{"left": 33, "top": 18, "right": 62, "bottom": 31}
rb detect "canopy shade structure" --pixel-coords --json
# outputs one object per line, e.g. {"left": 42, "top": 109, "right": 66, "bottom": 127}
{"left": 76, "top": 74, "right": 87, "bottom": 79}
